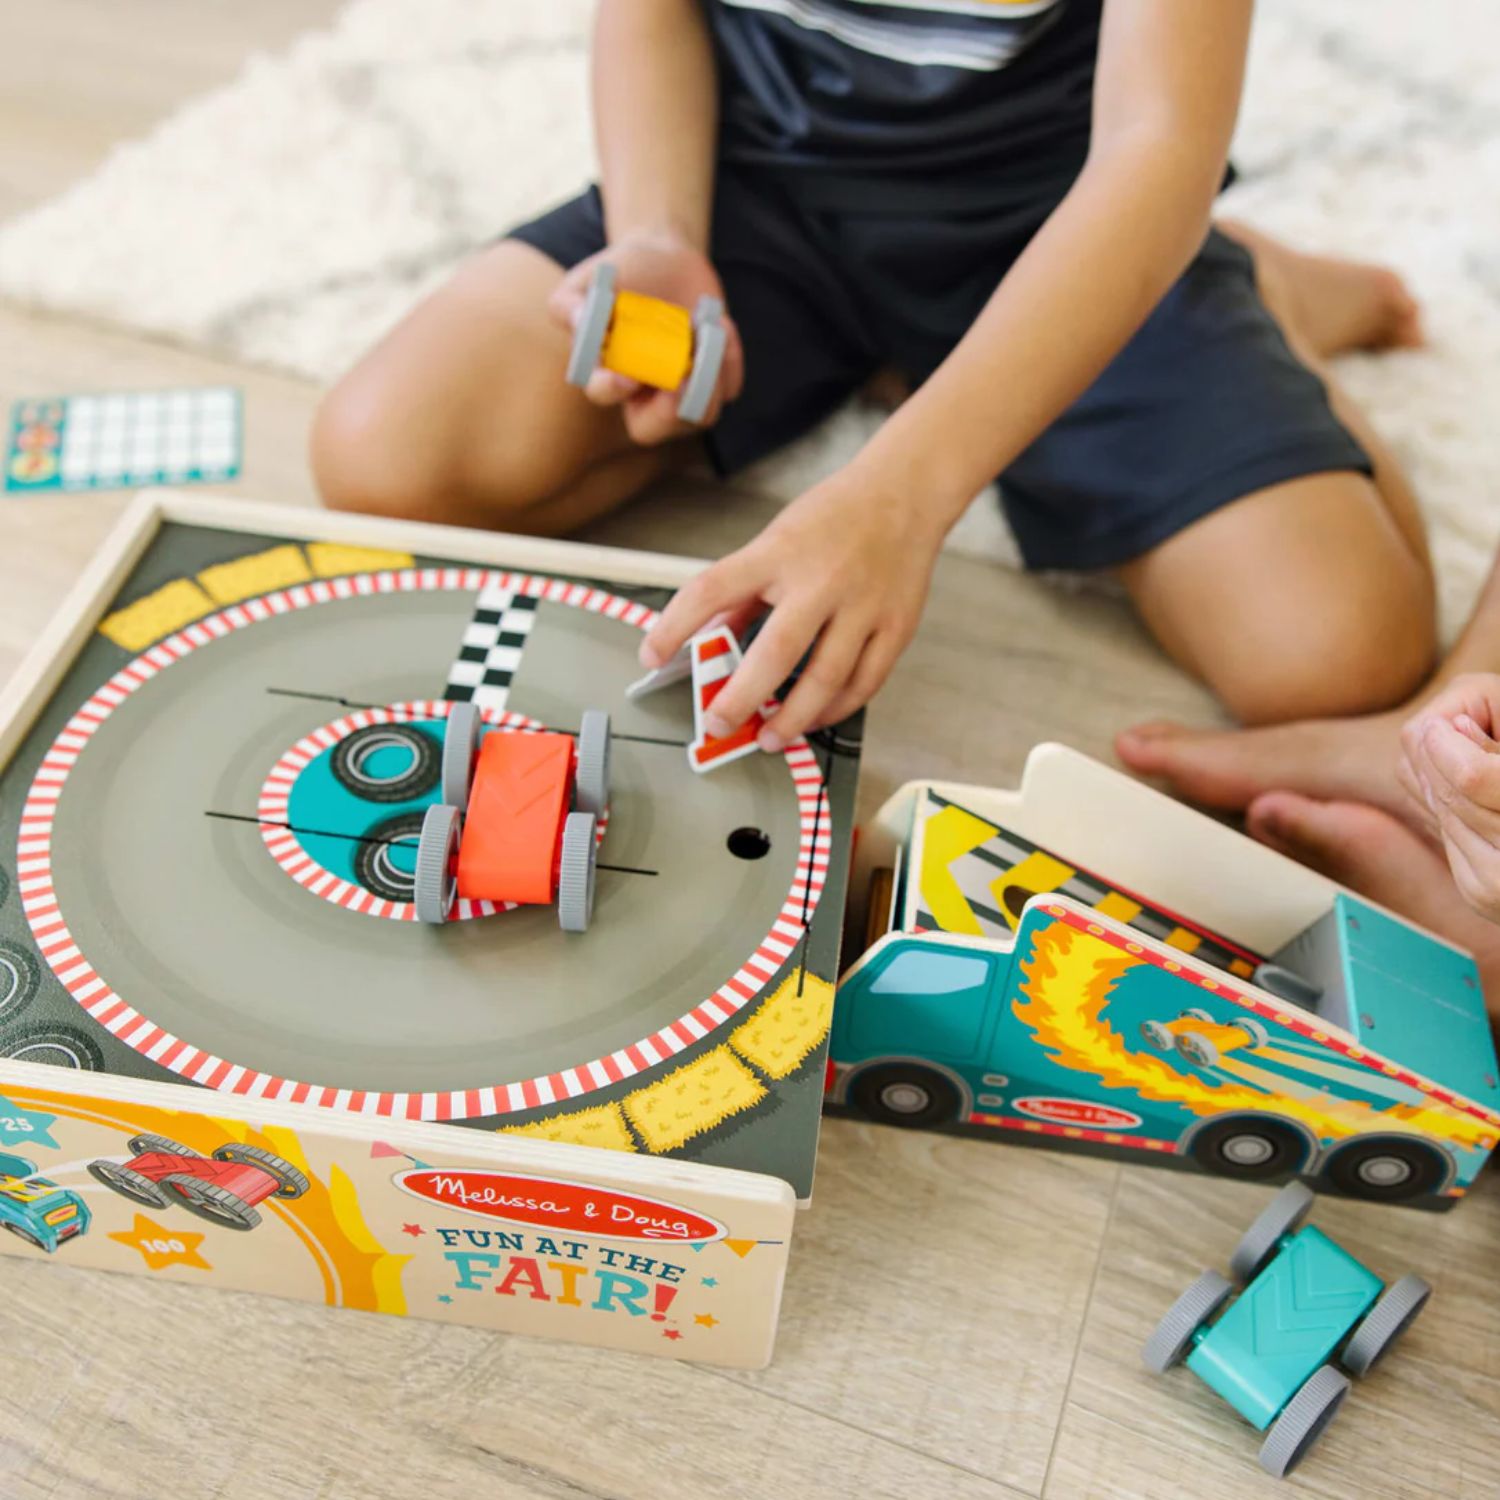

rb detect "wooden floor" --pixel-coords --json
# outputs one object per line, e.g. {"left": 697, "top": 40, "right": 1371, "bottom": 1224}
{"left": 1, "top": 8, "right": 1496, "bottom": 1498}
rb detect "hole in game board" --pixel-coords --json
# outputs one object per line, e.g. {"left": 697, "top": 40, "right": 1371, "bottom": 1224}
{"left": 727, "top": 827, "right": 771, "bottom": 861}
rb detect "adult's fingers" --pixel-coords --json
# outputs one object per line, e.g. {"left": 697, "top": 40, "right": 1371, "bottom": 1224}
{"left": 758, "top": 615, "right": 874, "bottom": 750}
{"left": 1430, "top": 800, "right": 1500, "bottom": 924}
{"left": 1419, "top": 718, "right": 1500, "bottom": 817}
{"left": 703, "top": 601, "right": 826, "bottom": 738}
{"left": 642, "top": 553, "right": 765, "bottom": 669}
{"left": 623, "top": 388, "right": 689, "bottom": 446}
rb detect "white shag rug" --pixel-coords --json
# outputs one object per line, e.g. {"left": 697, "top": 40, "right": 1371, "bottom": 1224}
{"left": 3, "top": 0, "right": 1498, "bottom": 633}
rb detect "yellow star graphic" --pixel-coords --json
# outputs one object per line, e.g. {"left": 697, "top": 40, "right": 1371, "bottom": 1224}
{"left": 693, "top": 1313, "right": 719, "bottom": 1329}
{"left": 107, "top": 1213, "right": 212, "bottom": 1272}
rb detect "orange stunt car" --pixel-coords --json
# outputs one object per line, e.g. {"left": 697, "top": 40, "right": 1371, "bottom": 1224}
{"left": 414, "top": 704, "right": 611, "bottom": 932}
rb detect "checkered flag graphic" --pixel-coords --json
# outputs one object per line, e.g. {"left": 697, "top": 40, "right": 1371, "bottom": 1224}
{"left": 444, "top": 584, "right": 540, "bottom": 711}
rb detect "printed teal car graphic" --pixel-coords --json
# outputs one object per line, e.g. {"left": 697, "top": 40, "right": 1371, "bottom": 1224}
{"left": 0, "top": 1150, "right": 91, "bottom": 1252}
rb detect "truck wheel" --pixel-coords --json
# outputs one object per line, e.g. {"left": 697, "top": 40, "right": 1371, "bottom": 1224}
{"left": 1142, "top": 1270, "right": 1234, "bottom": 1374}
{"left": 163, "top": 1175, "right": 260, "bottom": 1231}
{"left": 414, "top": 804, "right": 462, "bottom": 924}
{"left": 1341, "top": 1274, "right": 1431, "bottom": 1377}
{"left": 1228, "top": 1182, "right": 1315, "bottom": 1284}
{"left": 212, "top": 1143, "right": 311, "bottom": 1200}
{"left": 1259, "top": 1365, "right": 1349, "bottom": 1478}
{"left": 1324, "top": 1136, "right": 1449, "bottom": 1202}
{"left": 442, "top": 702, "right": 483, "bottom": 809}
{"left": 87, "top": 1161, "right": 171, "bottom": 1209}
{"left": 558, "top": 813, "right": 598, "bottom": 933}
{"left": 331, "top": 724, "right": 439, "bottom": 803}
{"left": 1187, "top": 1117, "right": 1309, "bottom": 1180}
{"left": 848, "top": 1063, "right": 961, "bottom": 1128}
{"left": 1139, "top": 1020, "right": 1172, "bottom": 1049}
{"left": 1175, "top": 1031, "right": 1220, "bottom": 1068}
{"left": 574, "top": 710, "right": 611, "bottom": 817}
{"left": 128, "top": 1134, "right": 199, "bottom": 1159}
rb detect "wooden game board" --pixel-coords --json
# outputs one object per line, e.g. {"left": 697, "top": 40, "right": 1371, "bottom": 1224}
{"left": 0, "top": 490, "right": 860, "bottom": 1365}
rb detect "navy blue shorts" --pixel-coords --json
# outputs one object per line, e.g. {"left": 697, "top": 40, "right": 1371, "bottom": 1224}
{"left": 510, "top": 171, "right": 1371, "bottom": 571}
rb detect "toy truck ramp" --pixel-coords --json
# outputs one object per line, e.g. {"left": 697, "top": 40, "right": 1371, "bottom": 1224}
{"left": 832, "top": 746, "right": 1500, "bottom": 1205}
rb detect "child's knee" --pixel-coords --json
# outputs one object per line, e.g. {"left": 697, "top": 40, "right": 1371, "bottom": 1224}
{"left": 1218, "top": 566, "right": 1436, "bottom": 724}
{"left": 311, "top": 374, "right": 450, "bottom": 521}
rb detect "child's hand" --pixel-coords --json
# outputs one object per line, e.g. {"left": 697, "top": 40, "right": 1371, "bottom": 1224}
{"left": 549, "top": 229, "right": 744, "bottom": 445}
{"left": 640, "top": 469, "right": 945, "bottom": 748}
{"left": 1398, "top": 674, "right": 1500, "bottom": 923}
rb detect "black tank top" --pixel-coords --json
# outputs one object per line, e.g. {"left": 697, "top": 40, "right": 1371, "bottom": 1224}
{"left": 705, "top": 0, "right": 1102, "bottom": 211}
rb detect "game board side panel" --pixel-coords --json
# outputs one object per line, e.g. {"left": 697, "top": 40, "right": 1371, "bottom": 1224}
{"left": 0, "top": 1061, "right": 794, "bottom": 1368}
{"left": 0, "top": 491, "right": 164, "bottom": 771}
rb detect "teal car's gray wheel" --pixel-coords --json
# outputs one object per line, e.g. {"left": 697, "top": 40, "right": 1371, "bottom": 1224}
{"left": 1342, "top": 1273, "right": 1431, "bottom": 1377}
{"left": 163, "top": 1174, "right": 260, "bottom": 1231}
{"left": 557, "top": 812, "right": 597, "bottom": 933}
{"left": 574, "top": 710, "right": 611, "bottom": 817}
{"left": 128, "top": 1134, "right": 198, "bottom": 1159}
{"left": 1259, "top": 1365, "right": 1349, "bottom": 1478}
{"left": 566, "top": 262, "right": 617, "bottom": 386}
{"left": 1142, "top": 1269, "right": 1233, "bottom": 1374}
{"left": 1229, "top": 1182, "right": 1315, "bottom": 1284}
{"left": 414, "top": 804, "right": 462, "bottom": 924}
{"left": 442, "top": 702, "right": 483, "bottom": 809}
{"left": 88, "top": 1161, "right": 170, "bottom": 1209}
{"left": 212, "top": 1143, "right": 311, "bottom": 1200}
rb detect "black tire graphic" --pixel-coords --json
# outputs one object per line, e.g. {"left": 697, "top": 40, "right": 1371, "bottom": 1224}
{"left": 0, "top": 1023, "right": 103, "bottom": 1071}
{"left": 331, "top": 724, "right": 440, "bottom": 803}
{"left": 354, "top": 812, "right": 427, "bottom": 901}
{"left": 0, "top": 941, "right": 40, "bottom": 1022}
{"left": 1324, "top": 1136, "right": 1449, "bottom": 1202}
{"left": 1188, "top": 1116, "right": 1310, "bottom": 1180}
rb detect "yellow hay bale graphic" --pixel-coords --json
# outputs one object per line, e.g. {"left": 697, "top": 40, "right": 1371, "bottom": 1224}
{"left": 623, "top": 1047, "right": 767, "bottom": 1153}
{"left": 1014, "top": 922, "right": 1485, "bottom": 1148}
{"left": 306, "top": 541, "right": 415, "bottom": 577}
{"left": 197, "top": 543, "right": 311, "bottom": 604}
{"left": 730, "top": 972, "right": 835, "bottom": 1079}
{"left": 99, "top": 577, "right": 214, "bottom": 651}
{"left": 501, "top": 1102, "right": 637, "bottom": 1153}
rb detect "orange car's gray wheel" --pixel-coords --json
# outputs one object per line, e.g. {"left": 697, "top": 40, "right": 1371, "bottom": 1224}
{"left": 414, "top": 804, "right": 462, "bottom": 924}
{"left": 558, "top": 812, "right": 597, "bottom": 933}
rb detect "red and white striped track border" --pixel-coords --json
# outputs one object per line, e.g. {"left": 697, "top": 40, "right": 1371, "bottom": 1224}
{"left": 16, "top": 569, "right": 828, "bottom": 1122}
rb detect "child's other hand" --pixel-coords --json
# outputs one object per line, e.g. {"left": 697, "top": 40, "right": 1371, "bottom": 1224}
{"left": 549, "top": 229, "right": 744, "bottom": 445}
{"left": 640, "top": 470, "right": 944, "bottom": 748}
{"left": 1398, "top": 674, "right": 1500, "bottom": 923}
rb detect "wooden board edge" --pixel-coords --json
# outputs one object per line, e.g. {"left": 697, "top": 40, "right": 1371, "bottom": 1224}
{"left": 0, "top": 489, "right": 166, "bottom": 774}
{"left": 143, "top": 488, "right": 709, "bottom": 589}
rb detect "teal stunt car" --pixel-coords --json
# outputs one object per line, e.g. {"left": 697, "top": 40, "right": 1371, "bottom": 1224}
{"left": 1144, "top": 1184, "right": 1430, "bottom": 1478}
{"left": 0, "top": 1150, "right": 91, "bottom": 1253}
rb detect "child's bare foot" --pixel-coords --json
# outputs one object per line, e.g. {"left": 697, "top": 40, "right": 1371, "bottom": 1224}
{"left": 1217, "top": 218, "right": 1425, "bottom": 361}
{"left": 1116, "top": 712, "right": 1410, "bottom": 819}
{"left": 1246, "top": 792, "right": 1500, "bottom": 1011}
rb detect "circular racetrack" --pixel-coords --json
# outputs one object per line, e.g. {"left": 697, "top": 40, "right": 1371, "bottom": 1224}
{"left": 19, "top": 570, "right": 826, "bottom": 1119}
